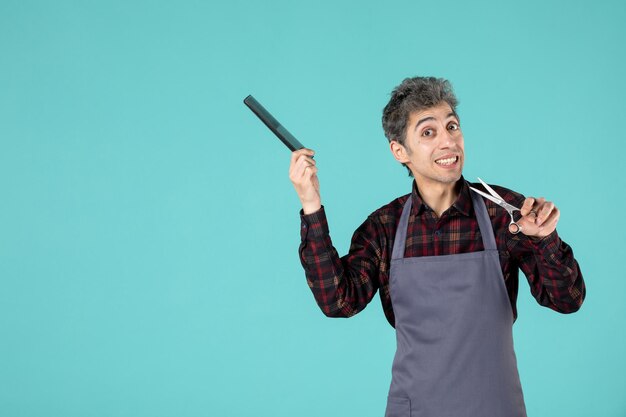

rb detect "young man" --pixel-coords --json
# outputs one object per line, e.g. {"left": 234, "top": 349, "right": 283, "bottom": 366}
{"left": 289, "top": 77, "right": 585, "bottom": 416}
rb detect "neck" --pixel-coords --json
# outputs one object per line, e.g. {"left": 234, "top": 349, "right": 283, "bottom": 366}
{"left": 415, "top": 178, "right": 461, "bottom": 217}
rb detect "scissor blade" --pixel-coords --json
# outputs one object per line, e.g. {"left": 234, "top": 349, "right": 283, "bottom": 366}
{"left": 470, "top": 184, "right": 520, "bottom": 212}
{"left": 476, "top": 177, "right": 504, "bottom": 201}
{"left": 469, "top": 186, "right": 506, "bottom": 206}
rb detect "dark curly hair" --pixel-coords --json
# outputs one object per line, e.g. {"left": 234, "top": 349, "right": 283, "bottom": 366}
{"left": 382, "top": 77, "right": 459, "bottom": 176}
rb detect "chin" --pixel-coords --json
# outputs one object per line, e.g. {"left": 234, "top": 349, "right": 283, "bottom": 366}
{"left": 437, "top": 171, "right": 463, "bottom": 184}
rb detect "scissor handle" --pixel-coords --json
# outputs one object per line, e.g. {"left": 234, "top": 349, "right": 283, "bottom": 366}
{"left": 509, "top": 220, "right": 522, "bottom": 234}
{"left": 504, "top": 207, "right": 523, "bottom": 234}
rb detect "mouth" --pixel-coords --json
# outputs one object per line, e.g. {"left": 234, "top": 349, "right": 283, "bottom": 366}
{"left": 434, "top": 155, "right": 460, "bottom": 168}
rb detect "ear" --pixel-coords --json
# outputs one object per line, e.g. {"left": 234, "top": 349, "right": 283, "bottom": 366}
{"left": 389, "top": 140, "right": 410, "bottom": 163}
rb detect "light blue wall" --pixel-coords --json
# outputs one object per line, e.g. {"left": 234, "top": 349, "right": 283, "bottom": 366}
{"left": 1, "top": 0, "right": 624, "bottom": 415}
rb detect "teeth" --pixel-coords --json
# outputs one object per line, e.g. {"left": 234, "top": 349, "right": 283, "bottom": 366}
{"left": 435, "top": 156, "right": 457, "bottom": 166}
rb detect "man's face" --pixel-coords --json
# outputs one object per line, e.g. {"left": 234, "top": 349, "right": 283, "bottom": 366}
{"left": 397, "top": 101, "right": 465, "bottom": 187}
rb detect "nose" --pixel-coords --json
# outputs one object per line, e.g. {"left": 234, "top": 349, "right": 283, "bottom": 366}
{"left": 439, "top": 126, "right": 456, "bottom": 148}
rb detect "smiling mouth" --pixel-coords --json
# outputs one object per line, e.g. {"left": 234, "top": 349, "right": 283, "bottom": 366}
{"left": 434, "top": 156, "right": 459, "bottom": 166}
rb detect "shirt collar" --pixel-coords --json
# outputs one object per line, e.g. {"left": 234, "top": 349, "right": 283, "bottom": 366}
{"left": 410, "top": 176, "right": 473, "bottom": 217}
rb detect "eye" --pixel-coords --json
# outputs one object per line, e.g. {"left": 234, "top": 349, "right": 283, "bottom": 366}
{"left": 448, "top": 122, "right": 459, "bottom": 131}
{"left": 422, "top": 129, "right": 434, "bottom": 137}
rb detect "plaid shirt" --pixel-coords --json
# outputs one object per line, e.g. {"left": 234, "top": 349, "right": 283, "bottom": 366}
{"left": 299, "top": 177, "right": 586, "bottom": 328}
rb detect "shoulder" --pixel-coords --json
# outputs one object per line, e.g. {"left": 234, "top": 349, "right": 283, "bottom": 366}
{"left": 368, "top": 193, "right": 410, "bottom": 221}
{"left": 350, "top": 193, "right": 410, "bottom": 235}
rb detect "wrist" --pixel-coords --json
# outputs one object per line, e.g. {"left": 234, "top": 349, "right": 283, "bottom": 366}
{"left": 302, "top": 202, "right": 322, "bottom": 215}
{"left": 528, "top": 229, "right": 557, "bottom": 242}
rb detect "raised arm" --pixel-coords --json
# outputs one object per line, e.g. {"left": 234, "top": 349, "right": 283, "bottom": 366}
{"left": 289, "top": 149, "right": 382, "bottom": 317}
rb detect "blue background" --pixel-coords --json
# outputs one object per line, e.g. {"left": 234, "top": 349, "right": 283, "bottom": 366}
{"left": 1, "top": 0, "right": 624, "bottom": 416}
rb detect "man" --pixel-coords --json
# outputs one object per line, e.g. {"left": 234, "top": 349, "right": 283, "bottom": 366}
{"left": 288, "top": 77, "right": 585, "bottom": 416}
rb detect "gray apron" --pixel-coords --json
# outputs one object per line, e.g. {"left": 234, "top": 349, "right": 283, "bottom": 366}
{"left": 384, "top": 192, "right": 527, "bottom": 417}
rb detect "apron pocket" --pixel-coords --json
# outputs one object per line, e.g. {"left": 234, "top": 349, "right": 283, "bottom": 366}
{"left": 384, "top": 396, "right": 410, "bottom": 417}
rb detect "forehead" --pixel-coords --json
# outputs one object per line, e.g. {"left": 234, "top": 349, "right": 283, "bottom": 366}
{"left": 407, "top": 102, "right": 456, "bottom": 125}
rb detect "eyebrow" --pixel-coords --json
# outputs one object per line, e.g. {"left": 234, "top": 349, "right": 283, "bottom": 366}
{"left": 414, "top": 112, "right": 458, "bottom": 131}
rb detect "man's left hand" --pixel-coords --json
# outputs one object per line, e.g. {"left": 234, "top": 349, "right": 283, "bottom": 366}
{"left": 516, "top": 197, "right": 560, "bottom": 239}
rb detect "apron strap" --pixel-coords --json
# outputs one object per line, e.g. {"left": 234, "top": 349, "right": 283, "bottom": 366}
{"left": 391, "top": 196, "right": 413, "bottom": 260}
{"left": 470, "top": 191, "right": 497, "bottom": 251}
{"left": 391, "top": 186, "right": 497, "bottom": 260}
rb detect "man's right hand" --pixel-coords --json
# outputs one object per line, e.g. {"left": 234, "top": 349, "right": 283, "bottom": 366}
{"left": 289, "top": 148, "right": 321, "bottom": 215}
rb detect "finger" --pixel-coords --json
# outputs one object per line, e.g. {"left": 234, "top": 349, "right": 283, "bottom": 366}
{"left": 517, "top": 218, "right": 539, "bottom": 238}
{"left": 520, "top": 197, "right": 535, "bottom": 216}
{"left": 304, "top": 165, "right": 318, "bottom": 180}
{"left": 292, "top": 148, "right": 315, "bottom": 158}
{"left": 291, "top": 160, "right": 309, "bottom": 182}
{"left": 290, "top": 152, "right": 315, "bottom": 172}
{"left": 290, "top": 157, "right": 309, "bottom": 181}
{"left": 290, "top": 148, "right": 315, "bottom": 165}
{"left": 533, "top": 197, "right": 546, "bottom": 208}
{"left": 522, "top": 197, "right": 534, "bottom": 210}
{"left": 531, "top": 197, "right": 546, "bottom": 210}
{"left": 289, "top": 155, "right": 315, "bottom": 183}
{"left": 297, "top": 156, "right": 316, "bottom": 175}
{"left": 539, "top": 207, "right": 560, "bottom": 231}
{"left": 536, "top": 201, "right": 555, "bottom": 226}
{"left": 530, "top": 197, "right": 546, "bottom": 223}
{"left": 509, "top": 223, "right": 522, "bottom": 234}
{"left": 290, "top": 155, "right": 316, "bottom": 179}
{"left": 289, "top": 156, "right": 303, "bottom": 179}
{"left": 298, "top": 166, "right": 319, "bottom": 197}
{"left": 295, "top": 155, "right": 315, "bottom": 169}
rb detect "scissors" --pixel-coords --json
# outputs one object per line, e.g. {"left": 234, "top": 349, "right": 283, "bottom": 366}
{"left": 469, "top": 178, "right": 534, "bottom": 234}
